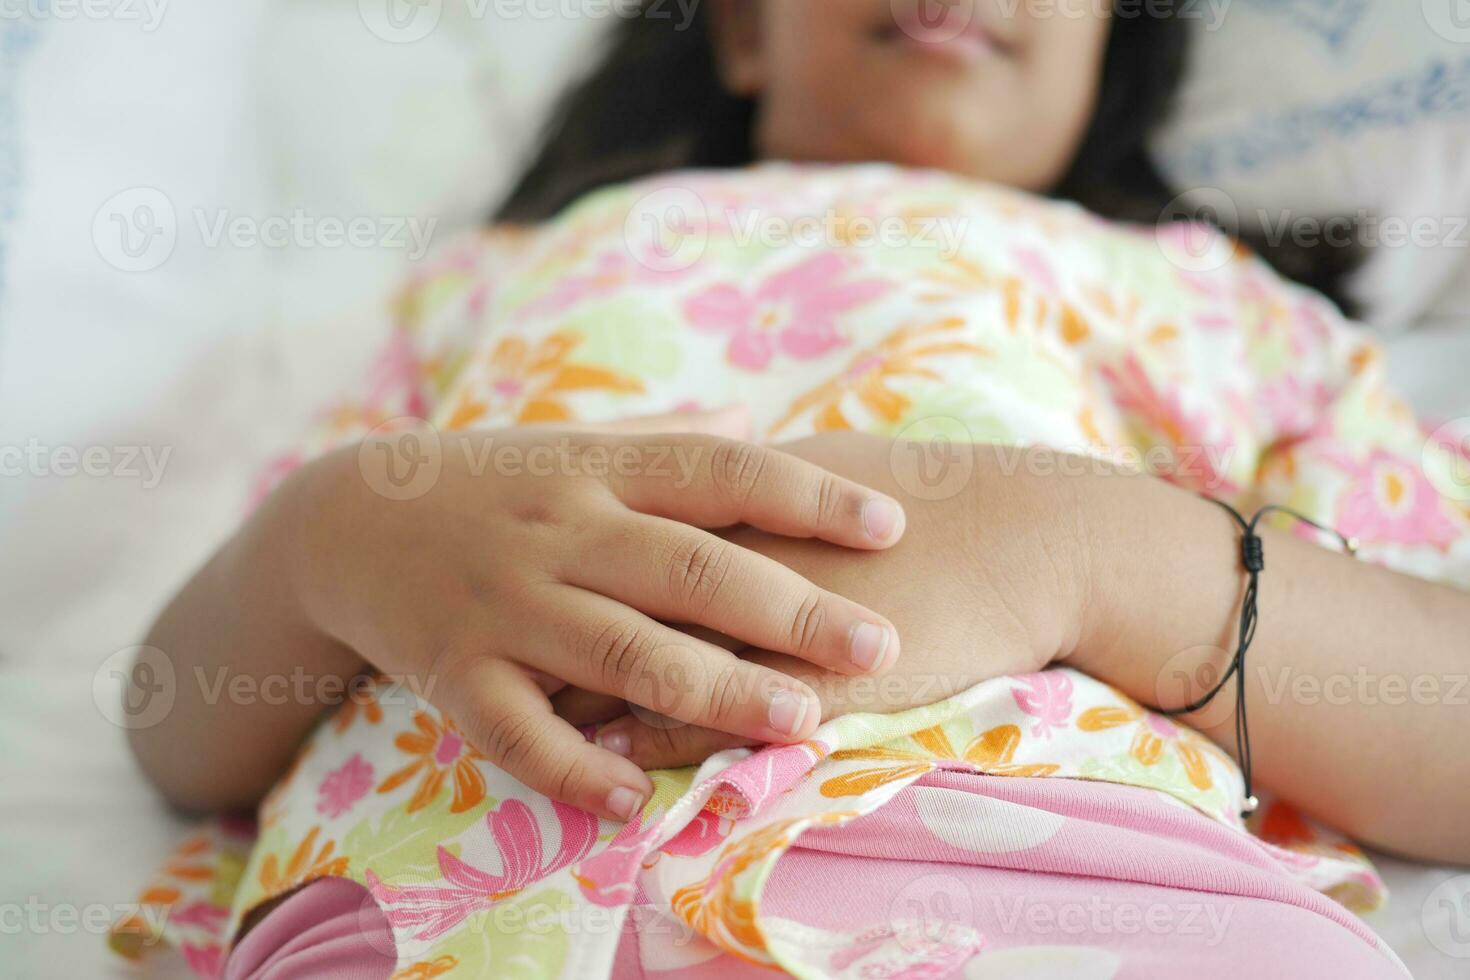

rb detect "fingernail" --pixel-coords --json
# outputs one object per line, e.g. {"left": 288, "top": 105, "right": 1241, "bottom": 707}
{"left": 849, "top": 622, "right": 892, "bottom": 672}
{"left": 606, "top": 786, "right": 644, "bottom": 821}
{"left": 863, "top": 498, "right": 901, "bottom": 543}
{"left": 767, "top": 689, "right": 812, "bottom": 738}
{"left": 597, "top": 731, "right": 632, "bottom": 758}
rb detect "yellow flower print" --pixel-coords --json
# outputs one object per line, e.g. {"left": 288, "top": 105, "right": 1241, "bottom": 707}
{"left": 445, "top": 331, "right": 644, "bottom": 429}
{"left": 917, "top": 258, "right": 1092, "bottom": 345}
{"left": 769, "top": 316, "right": 989, "bottom": 436}
{"left": 820, "top": 722, "right": 1058, "bottom": 798}
{"left": 1077, "top": 699, "right": 1222, "bottom": 791}
{"left": 377, "top": 711, "right": 488, "bottom": 814}
{"left": 257, "top": 825, "right": 350, "bottom": 900}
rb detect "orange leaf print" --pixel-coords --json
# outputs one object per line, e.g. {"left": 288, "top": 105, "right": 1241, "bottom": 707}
{"left": 770, "top": 317, "right": 985, "bottom": 436}
{"left": 392, "top": 956, "right": 459, "bottom": 980}
{"left": 446, "top": 331, "right": 644, "bottom": 430}
{"left": 820, "top": 762, "right": 934, "bottom": 798}
{"left": 258, "top": 825, "right": 350, "bottom": 899}
{"left": 1077, "top": 704, "right": 1140, "bottom": 731}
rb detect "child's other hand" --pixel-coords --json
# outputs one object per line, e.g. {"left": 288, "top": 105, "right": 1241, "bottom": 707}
{"left": 284, "top": 411, "right": 906, "bottom": 820}
{"left": 557, "top": 432, "right": 1092, "bottom": 769}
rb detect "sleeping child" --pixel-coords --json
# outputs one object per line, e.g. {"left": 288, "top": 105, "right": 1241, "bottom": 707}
{"left": 113, "top": 3, "right": 1470, "bottom": 977}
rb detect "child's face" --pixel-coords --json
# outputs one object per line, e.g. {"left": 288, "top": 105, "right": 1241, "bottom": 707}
{"left": 712, "top": 0, "right": 1111, "bottom": 190}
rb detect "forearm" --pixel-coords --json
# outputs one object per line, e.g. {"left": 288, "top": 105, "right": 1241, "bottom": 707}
{"left": 128, "top": 469, "right": 364, "bottom": 812}
{"left": 1075, "top": 471, "right": 1470, "bottom": 863}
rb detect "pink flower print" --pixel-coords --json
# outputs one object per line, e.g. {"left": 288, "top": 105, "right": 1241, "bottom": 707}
{"left": 169, "top": 900, "right": 229, "bottom": 932}
{"left": 1325, "top": 448, "right": 1461, "bottom": 549}
{"left": 366, "top": 799, "right": 598, "bottom": 941}
{"left": 362, "top": 328, "right": 429, "bottom": 420}
{"left": 574, "top": 817, "right": 664, "bottom": 908}
{"left": 517, "top": 249, "right": 689, "bottom": 319}
{"left": 660, "top": 808, "right": 732, "bottom": 858}
{"left": 316, "top": 753, "right": 375, "bottom": 819}
{"left": 1011, "top": 671, "right": 1074, "bottom": 739}
{"left": 1257, "top": 374, "right": 1334, "bottom": 440}
{"left": 181, "top": 942, "right": 224, "bottom": 979}
{"left": 1101, "top": 352, "right": 1239, "bottom": 495}
{"left": 683, "top": 253, "right": 892, "bottom": 371}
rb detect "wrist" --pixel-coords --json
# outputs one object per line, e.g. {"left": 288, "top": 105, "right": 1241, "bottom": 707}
{"left": 1069, "top": 469, "right": 1244, "bottom": 716}
{"left": 261, "top": 449, "right": 366, "bottom": 669}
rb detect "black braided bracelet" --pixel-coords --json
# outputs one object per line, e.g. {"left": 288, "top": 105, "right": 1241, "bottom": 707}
{"left": 1149, "top": 497, "right": 1359, "bottom": 819}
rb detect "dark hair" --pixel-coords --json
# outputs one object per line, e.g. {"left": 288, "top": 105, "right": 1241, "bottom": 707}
{"left": 498, "top": 3, "right": 1357, "bottom": 310}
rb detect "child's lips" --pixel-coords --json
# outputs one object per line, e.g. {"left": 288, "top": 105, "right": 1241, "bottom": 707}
{"left": 879, "top": 3, "right": 1011, "bottom": 62}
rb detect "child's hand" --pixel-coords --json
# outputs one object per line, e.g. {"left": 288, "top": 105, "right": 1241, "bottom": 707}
{"left": 555, "top": 432, "right": 1092, "bottom": 769}
{"left": 285, "top": 415, "right": 906, "bottom": 820}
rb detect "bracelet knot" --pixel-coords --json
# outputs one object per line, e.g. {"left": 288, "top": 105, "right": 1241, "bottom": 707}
{"left": 1241, "top": 533, "right": 1265, "bottom": 573}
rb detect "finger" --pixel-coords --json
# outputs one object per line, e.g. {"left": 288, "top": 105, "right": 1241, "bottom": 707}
{"left": 526, "top": 586, "right": 822, "bottom": 743}
{"left": 571, "top": 514, "right": 898, "bottom": 674}
{"left": 561, "top": 404, "right": 753, "bottom": 440}
{"left": 552, "top": 687, "right": 628, "bottom": 726}
{"left": 592, "top": 714, "right": 752, "bottom": 770}
{"left": 611, "top": 437, "right": 906, "bottom": 549}
{"left": 444, "top": 659, "right": 653, "bottom": 821}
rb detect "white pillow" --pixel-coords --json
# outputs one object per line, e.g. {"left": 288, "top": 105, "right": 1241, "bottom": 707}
{"left": 1150, "top": 2, "right": 1470, "bottom": 331}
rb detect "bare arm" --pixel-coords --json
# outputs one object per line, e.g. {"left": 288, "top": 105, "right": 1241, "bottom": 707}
{"left": 1077, "top": 470, "right": 1470, "bottom": 864}
{"left": 129, "top": 466, "right": 367, "bottom": 812}
{"left": 582, "top": 435, "right": 1470, "bottom": 864}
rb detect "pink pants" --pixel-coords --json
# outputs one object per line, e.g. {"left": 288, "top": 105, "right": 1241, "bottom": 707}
{"left": 227, "top": 775, "right": 1400, "bottom": 979}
